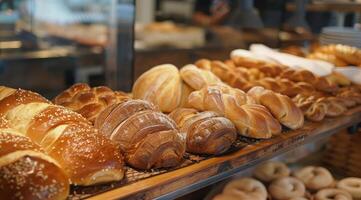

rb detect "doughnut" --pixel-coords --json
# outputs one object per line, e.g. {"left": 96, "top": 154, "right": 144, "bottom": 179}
{"left": 268, "top": 177, "right": 306, "bottom": 200}
{"left": 337, "top": 177, "right": 361, "bottom": 199}
{"left": 253, "top": 161, "right": 291, "bottom": 182}
{"left": 223, "top": 178, "right": 267, "bottom": 200}
{"left": 314, "top": 188, "right": 352, "bottom": 200}
{"left": 293, "top": 166, "right": 334, "bottom": 190}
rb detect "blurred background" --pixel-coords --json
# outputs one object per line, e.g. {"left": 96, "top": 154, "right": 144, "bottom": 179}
{"left": 0, "top": 0, "right": 360, "bottom": 97}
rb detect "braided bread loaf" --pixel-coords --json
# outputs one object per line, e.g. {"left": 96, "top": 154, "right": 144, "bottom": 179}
{"left": 0, "top": 87, "right": 125, "bottom": 186}
{"left": 314, "top": 44, "right": 361, "bottom": 66}
{"left": 132, "top": 64, "right": 193, "bottom": 113}
{"left": 247, "top": 86, "right": 304, "bottom": 129}
{"left": 0, "top": 118, "right": 69, "bottom": 200}
{"left": 188, "top": 84, "right": 282, "bottom": 139}
{"left": 95, "top": 99, "right": 185, "bottom": 169}
{"left": 53, "top": 83, "right": 129, "bottom": 123}
{"left": 169, "top": 108, "right": 237, "bottom": 155}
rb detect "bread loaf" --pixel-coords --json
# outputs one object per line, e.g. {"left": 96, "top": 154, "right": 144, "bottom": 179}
{"left": 53, "top": 83, "right": 129, "bottom": 123}
{"left": 315, "top": 44, "right": 361, "bottom": 66}
{"left": 0, "top": 118, "right": 69, "bottom": 200}
{"left": 95, "top": 99, "right": 185, "bottom": 169}
{"left": 169, "top": 108, "right": 237, "bottom": 155}
{"left": 132, "top": 64, "right": 192, "bottom": 112}
{"left": 247, "top": 86, "right": 304, "bottom": 129}
{"left": 180, "top": 64, "right": 222, "bottom": 90}
{"left": 188, "top": 84, "right": 282, "bottom": 138}
{"left": 0, "top": 86, "right": 125, "bottom": 186}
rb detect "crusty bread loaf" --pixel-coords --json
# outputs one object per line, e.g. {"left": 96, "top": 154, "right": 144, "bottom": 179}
{"left": 169, "top": 108, "right": 237, "bottom": 155}
{"left": 180, "top": 64, "right": 222, "bottom": 90}
{"left": 247, "top": 86, "right": 304, "bottom": 129}
{"left": 53, "top": 83, "right": 129, "bottom": 123}
{"left": 0, "top": 118, "right": 69, "bottom": 200}
{"left": 95, "top": 99, "right": 185, "bottom": 169}
{"left": 132, "top": 64, "right": 193, "bottom": 113}
{"left": 188, "top": 84, "right": 282, "bottom": 139}
{"left": 0, "top": 86, "right": 125, "bottom": 186}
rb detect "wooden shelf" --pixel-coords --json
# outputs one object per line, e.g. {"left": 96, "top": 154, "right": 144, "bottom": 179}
{"left": 87, "top": 106, "right": 361, "bottom": 200}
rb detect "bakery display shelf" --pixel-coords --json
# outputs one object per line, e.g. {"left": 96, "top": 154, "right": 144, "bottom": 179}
{"left": 82, "top": 106, "right": 361, "bottom": 200}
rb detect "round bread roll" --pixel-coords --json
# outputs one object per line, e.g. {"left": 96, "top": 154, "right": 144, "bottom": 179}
{"left": 223, "top": 178, "right": 267, "bottom": 200}
{"left": 253, "top": 161, "right": 291, "bottom": 182}
{"left": 314, "top": 188, "right": 352, "bottom": 200}
{"left": 268, "top": 177, "right": 306, "bottom": 200}
{"left": 293, "top": 166, "right": 334, "bottom": 191}
{"left": 337, "top": 177, "right": 361, "bottom": 199}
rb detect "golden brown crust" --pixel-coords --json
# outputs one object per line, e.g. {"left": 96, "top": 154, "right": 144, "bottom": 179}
{"left": 180, "top": 64, "right": 222, "bottom": 90}
{"left": 0, "top": 89, "right": 49, "bottom": 116}
{"left": 96, "top": 99, "right": 186, "bottom": 169}
{"left": 169, "top": 108, "right": 237, "bottom": 155}
{"left": 247, "top": 86, "right": 304, "bottom": 129}
{"left": 188, "top": 85, "right": 281, "bottom": 138}
{"left": 53, "top": 83, "right": 129, "bottom": 123}
{"left": 132, "top": 64, "right": 184, "bottom": 113}
{"left": 0, "top": 127, "right": 69, "bottom": 200}
{"left": 315, "top": 44, "right": 361, "bottom": 66}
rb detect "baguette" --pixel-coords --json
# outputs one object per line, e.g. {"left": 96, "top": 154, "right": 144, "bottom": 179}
{"left": 0, "top": 86, "right": 125, "bottom": 186}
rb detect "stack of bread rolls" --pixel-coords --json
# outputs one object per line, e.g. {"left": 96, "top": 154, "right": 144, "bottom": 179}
{"left": 213, "top": 161, "right": 361, "bottom": 200}
{"left": 0, "top": 86, "right": 125, "bottom": 186}
{"left": 194, "top": 58, "right": 361, "bottom": 122}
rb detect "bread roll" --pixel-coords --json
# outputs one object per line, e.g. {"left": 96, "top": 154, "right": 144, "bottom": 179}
{"left": 188, "top": 84, "right": 282, "bottom": 138}
{"left": 132, "top": 64, "right": 192, "bottom": 113}
{"left": 95, "top": 99, "right": 186, "bottom": 169}
{"left": 0, "top": 86, "right": 125, "bottom": 186}
{"left": 0, "top": 118, "right": 69, "bottom": 200}
{"left": 53, "top": 83, "right": 129, "bottom": 123}
{"left": 247, "top": 86, "right": 304, "bottom": 129}
{"left": 180, "top": 64, "right": 222, "bottom": 90}
{"left": 169, "top": 108, "right": 237, "bottom": 155}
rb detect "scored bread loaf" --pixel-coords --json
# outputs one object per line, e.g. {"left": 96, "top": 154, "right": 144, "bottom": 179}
{"left": 95, "top": 99, "right": 185, "bottom": 169}
{"left": 247, "top": 86, "right": 304, "bottom": 129}
{"left": 53, "top": 83, "right": 129, "bottom": 123}
{"left": 0, "top": 118, "right": 69, "bottom": 200}
{"left": 0, "top": 86, "right": 125, "bottom": 186}
{"left": 132, "top": 64, "right": 193, "bottom": 113}
{"left": 188, "top": 84, "right": 282, "bottom": 139}
{"left": 169, "top": 108, "right": 237, "bottom": 155}
{"left": 180, "top": 64, "right": 223, "bottom": 90}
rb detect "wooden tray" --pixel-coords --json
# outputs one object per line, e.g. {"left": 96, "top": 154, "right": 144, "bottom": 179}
{"left": 74, "top": 106, "right": 361, "bottom": 200}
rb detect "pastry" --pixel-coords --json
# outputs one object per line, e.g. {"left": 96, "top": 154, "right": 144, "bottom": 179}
{"left": 268, "top": 177, "right": 306, "bottom": 200}
{"left": 95, "top": 99, "right": 186, "bottom": 169}
{"left": 247, "top": 86, "right": 304, "bottom": 129}
{"left": 293, "top": 166, "right": 334, "bottom": 191}
{"left": 132, "top": 64, "right": 191, "bottom": 113}
{"left": 169, "top": 108, "right": 237, "bottom": 155}
{"left": 180, "top": 64, "right": 222, "bottom": 90}
{"left": 188, "top": 84, "right": 282, "bottom": 139}
{"left": 223, "top": 178, "right": 267, "bottom": 200}
{"left": 53, "top": 83, "right": 129, "bottom": 123}
{"left": 253, "top": 161, "right": 291, "bottom": 182}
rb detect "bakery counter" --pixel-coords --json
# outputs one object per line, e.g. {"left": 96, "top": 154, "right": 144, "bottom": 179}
{"left": 84, "top": 105, "right": 361, "bottom": 200}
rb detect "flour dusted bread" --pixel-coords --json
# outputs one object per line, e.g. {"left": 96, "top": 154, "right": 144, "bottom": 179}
{"left": 132, "top": 64, "right": 192, "bottom": 112}
{"left": 247, "top": 86, "right": 304, "bottom": 129}
{"left": 188, "top": 84, "right": 282, "bottom": 138}
{"left": 169, "top": 108, "right": 237, "bottom": 155}
{"left": 53, "top": 83, "right": 129, "bottom": 123}
{"left": 0, "top": 118, "right": 69, "bottom": 200}
{"left": 0, "top": 86, "right": 125, "bottom": 186}
{"left": 95, "top": 99, "right": 186, "bottom": 169}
